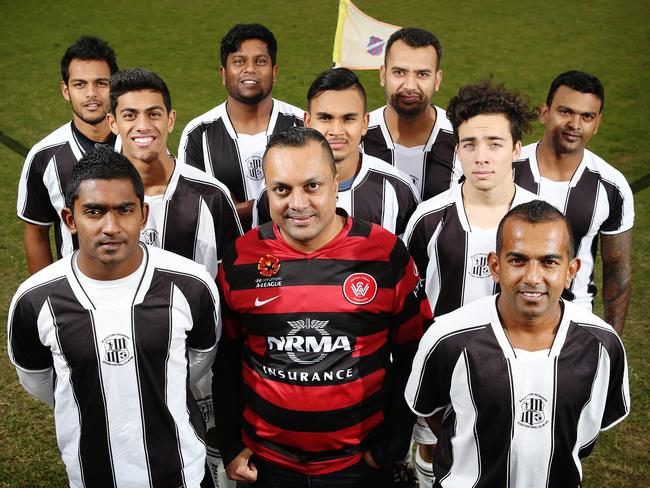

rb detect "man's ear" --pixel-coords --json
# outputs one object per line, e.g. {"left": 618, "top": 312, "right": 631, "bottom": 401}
{"left": 140, "top": 203, "right": 150, "bottom": 230}
{"left": 107, "top": 112, "right": 119, "bottom": 135}
{"left": 61, "top": 81, "right": 70, "bottom": 101}
{"left": 488, "top": 251, "right": 500, "bottom": 284}
{"left": 565, "top": 257, "right": 581, "bottom": 289}
{"left": 62, "top": 207, "right": 76, "bottom": 234}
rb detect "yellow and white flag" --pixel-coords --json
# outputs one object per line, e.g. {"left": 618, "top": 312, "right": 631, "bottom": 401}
{"left": 332, "top": 0, "right": 401, "bottom": 70}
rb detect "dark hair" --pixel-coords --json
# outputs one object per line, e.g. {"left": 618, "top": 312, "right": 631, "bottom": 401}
{"left": 385, "top": 27, "right": 442, "bottom": 70}
{"left": 307, "top": 68, "right": 367, "bottom": 111}
{"left": 496, "top": 200, "right": 575, "bottom": 259}
{"left": 446, "top": 79, "right": 537, "bottom": 144}
{"left": 65, "top": 144, "right": 144, "bottom": 210}
{"left": 220, "top": 23, "right": 277, "bottom": 67}
{"left": 263, "top": 127, "right": 336, "bottom": 177}
{"left": 109, "top": 68, "right": 172, "bottom": 114}
{"left": 61, "top": 36, "right": 118, "bottom": 84}
{"left": 546, "top": 71, "right": 605, "bottom": 112}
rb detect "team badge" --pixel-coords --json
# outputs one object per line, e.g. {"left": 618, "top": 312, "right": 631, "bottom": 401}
{"left": 258, "top": 254, "right": 281, "bottom": 277}
{"left": 246, "top": 155, "right": 264, "bottom": 180}
{"left": 102, "top": 334, "right": 133, "bottom": 366}
{"left": 366, "top": 36, "right": 385, "bottom": 56}
{"left": 518, "top": 393, "right": 548, "bottom": 428}
{"left": 343, "top": 273, "right": 378, "bottom": 305}
{"left": 469, "top": 253, "right": 490, "bottom": 278}
{"left": 141, "top": 228, "right": 159, "bottom": 247}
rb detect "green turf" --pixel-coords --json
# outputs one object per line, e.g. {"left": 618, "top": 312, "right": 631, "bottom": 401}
{"left": 0, "top": 0, "right": 648, "bottom": 485}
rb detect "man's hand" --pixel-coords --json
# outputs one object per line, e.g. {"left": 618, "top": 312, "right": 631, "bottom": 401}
{"left": 226, "top": 447, "right": 257, "bottom": 482}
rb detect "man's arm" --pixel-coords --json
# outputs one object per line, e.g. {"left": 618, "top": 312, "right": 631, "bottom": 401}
{"left": 16, "top": 369, "right": 54, "bottom": 406}
{"left": 24, "top": 222, "right": 53, "bottom": 274}
{"left": 601, "top": 229, "right": 632, "bottom": 336}
{"left": 233, "top": 197, "right": 254, "bottom": 231}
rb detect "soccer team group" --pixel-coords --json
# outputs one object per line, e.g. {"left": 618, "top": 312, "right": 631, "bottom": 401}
{"left": 8, "top": 22, "right": 633, "bottom": 488}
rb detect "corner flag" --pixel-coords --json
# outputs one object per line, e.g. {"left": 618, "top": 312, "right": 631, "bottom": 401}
{"left": 332, "top": 0, "right": 401, "bottom": 70}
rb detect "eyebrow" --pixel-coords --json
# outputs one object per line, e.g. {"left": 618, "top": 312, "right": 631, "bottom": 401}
{"left": 119, "top": 105, "right": 165, "bottom": 113}
{"left": 505, "top": 251, "right": 564, "bottom": 260}
{"left": 557, "top": 105, "right": 598, "bottom": 117}
{"left": 81, "top": 201, "right": 137, "bottom": 210}
{"left": 460, "top": 135, "right": 507, "bottom": 142}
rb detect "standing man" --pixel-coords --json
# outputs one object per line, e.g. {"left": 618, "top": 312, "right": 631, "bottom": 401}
{"left": 8, "top": 147, "right": 221, "bottom": 487}
{"left": 107, "top": 67, "right": 242, "bottom": 487}
{"left": 513, "top": 71, "right": 634, "bottom": 335}
{"left": 406, "top": 200, "right": 629, "bottom": 487}
{"left": 363, "top": 27, "right": 461, "bottom": 201}
{"left": 178, "top": 23, "right": 304, "bottom": 230}
{"left": 254, "top": 68, "right": 419, "bottom": 236}
{"left": 17, "top": 35, "right": 120, "bottom": 274}
{"left": 402, "top": 80, "right": 538, "bottom": 487}
{"left": 213, "top": 127, "right": 430, "bottom": 487}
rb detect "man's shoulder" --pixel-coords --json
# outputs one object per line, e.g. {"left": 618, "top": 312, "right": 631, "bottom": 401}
{"left": 410, "top": 188, "right": 457, "bottom": 223}
{"left": 565, "top": 300, "right": 624, "bottom": 351}
{"left": 583, "top": 148, "right": 632, "bottom": 189}
{"left": 368, "top": 106, "right": 386, "bottom": 125}
{"left": 362, "top": 154, "right": 417, "bottom": 188}
{"left": 433, "top": 105, "right": 453, "bottom": 132}
{"left": 25, "top": 122, "right": 74, "bottom": 163}
{"left": 273, "top": 98, "right": 304, "bottom": 118}
{"left": 182, "top": 102, "right": 228, "bottom": 134}
{"left": 12, "top": 257, "right": 71, "bottom": 304}
{"left": 176, "top": 163, "right": 232, "bottom": 195}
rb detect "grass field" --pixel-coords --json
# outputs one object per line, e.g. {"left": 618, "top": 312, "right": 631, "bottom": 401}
{"left": 1, "top": 0, "right": 648, "bottom": 485}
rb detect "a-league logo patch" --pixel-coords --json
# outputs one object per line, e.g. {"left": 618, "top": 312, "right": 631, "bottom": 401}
{"left": 367, "top": 36, "right": 385, "bottom": 56}
{"left": 343, "top": 273, "right": 378, "bottom": 305}
{"left": 246, "top": 155, "right": 264, "bottom": 180}
{"left": 258, "top": 254, "right": 281, "bottom": 277}
{"left": 102, "top": 334, "right": 133, "bottom": 366}
{"left": 141, "top": 228, "right": 159, "bottom": 247}
{"left": 469, "top": 253, "right": 490, "bottom": 278}
{"left": 518, "top": 393, "right": 549, "bottom": 428}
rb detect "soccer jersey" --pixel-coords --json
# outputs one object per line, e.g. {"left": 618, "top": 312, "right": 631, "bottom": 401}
{"left": 252, "top": 153, "right": 420, "bottom": 235}
{"left": 403, "top": 184, "right": 537, "bottom": 317}
{"left": 16, "top": 121, "right": 121, "bottom": 258}
{"left": 214, "top": 212, "right": 430, "bottom": 475}
{"left": 361, "top": 106, "right": 462, "bottom": 200}
{"left": 177, "top": 99, "right": 304, "bottom": 203}
{"left": 405, "top": 295, "right": 629, "bottom": 488}
{"left": 8, "top": 245, "right": 221, "bottom": 488}
{"left": 141, "top": 161, "right": 242, "bottom": 278}
{"left": 513, "top": 143, "right": 635, "bottom": 309}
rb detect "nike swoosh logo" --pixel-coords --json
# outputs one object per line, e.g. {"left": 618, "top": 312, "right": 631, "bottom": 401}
{"left": 255, "top": 295, "right": 281, "bottom": 307}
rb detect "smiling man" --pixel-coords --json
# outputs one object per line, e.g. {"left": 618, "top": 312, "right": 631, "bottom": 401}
{"left": 512, "top": 71, "right": 634, "bottom": 335}
{"left": 402, "top": 79, "right": 538, "bottom": 487}
{"left": 17, "top": 36, "right": 120, "bottom": 274}
{"left": 8, "top": 146, "right": 221, "bottom": 487}
{"left": 405, "top": 199, "right": 629, "bottom": 487}
{"left": 253, "top": 68, "right": 419, "bottom": 235}
{"left": 213, "top": 127, "right": 430, "bottom": 487}
{"left": 362, "top": 28, "right": 461, "bottom": 200}
{"left": 178, "top": 24, "right": 304, "bottom": 230}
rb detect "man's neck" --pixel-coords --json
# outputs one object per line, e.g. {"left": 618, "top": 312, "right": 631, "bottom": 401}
{"left": 536, "top": 137, "right": 584, "bottom": 182}
{"left": 384, "top": 104, "right": 436, "bottom": 147}
{"left": 226, "top": 95, "right": 274, "bottom": 135}
{"left": 72, "top": 115, "right": 112, "bottom": 142}
{"left": 131, "top": 153, "right": 175, "bottom": 196}
{"left": 337, "top": 152, "right": 362, "bottom": 183}
{"left": 497, "top": 297, "right": 563, "bottom": 351}
{"left": 462, "top": 180, "right": 516, "bottom": 229}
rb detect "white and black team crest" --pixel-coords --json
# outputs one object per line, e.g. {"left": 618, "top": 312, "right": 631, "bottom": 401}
{"left": 246, "top": 155, "right": 264, "bottom": 181}
{"left": 518, "top": 393, "right": 548, "bottom": 428}
{"left": 102, "top": 334, "right": 133, "bottom": 366}
{"left": 469, "top": 253, "right": 490, "bottom": 278}
{"left": 141, "top": 228, "right": 159, "bottom": 247}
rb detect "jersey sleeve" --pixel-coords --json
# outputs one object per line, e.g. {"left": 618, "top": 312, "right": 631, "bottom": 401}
{"left": 599, "top": 175, "right": 634, "bottom": 235}
{"left": 185, "top": 271, "right": 221, "bottom": 351}
{"left": 392, "top": 177, "right": 421, "bottom": 236}
{"left": 178, "top": 123, "right": 207, "bottom": 172}
{"left": 252, "top": 189, "right": 272, "bottom": 228}
{"left": 210, "top": 190, "right": 244, "bottom": 263}
{"left": 600, "top": 334, "right": 630, "bottom": 430}
{"left": 17, "top": 147, "right": 58, "bottom": 225}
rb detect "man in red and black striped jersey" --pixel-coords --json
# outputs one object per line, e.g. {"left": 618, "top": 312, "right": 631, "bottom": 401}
{"left": 213, "top": 127, "right": 430, "bottom": 487}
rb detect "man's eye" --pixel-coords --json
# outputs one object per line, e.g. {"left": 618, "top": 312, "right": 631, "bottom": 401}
{"left": 307, "top": 183, "right": 320, "bottom": 191}
{"left": 149, "top": 112, "right": 161, "bottom": 119}
{"left": 463, "top": 143, "right": 474, "bottom": 151}
{"left": 123, "top": 113, "right": 136, "bottom": 120}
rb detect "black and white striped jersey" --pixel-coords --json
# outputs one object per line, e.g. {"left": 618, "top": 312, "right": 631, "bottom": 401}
{"left": 142, "top": 161, "right": 242, "bottom": 278}
{"left": 252, "top": 153, "right": 420, "bottom": 235}
{"left": 8, "top": 245, "right": 221, "bottom": 488}
{"left": 177, "top": 99, "right": 304, "bottom": 203}
{"left": 405, "top": 295, "right": 629, "bottom": 488}
{"left": 513, "top": 143, "right": 635, "bottom": 309}
{"left": 16, "top": 121, "right": 121, "bottom": 258}
{"left": 403, "top": 184, "right": 537, "bottom": 317}
{"left": 361, "top": 106, "right": 462, "bottom": 200}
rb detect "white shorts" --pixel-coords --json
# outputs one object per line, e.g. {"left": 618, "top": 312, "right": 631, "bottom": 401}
{"left": 413, "top": 416, "right": 438, "bottom": 444}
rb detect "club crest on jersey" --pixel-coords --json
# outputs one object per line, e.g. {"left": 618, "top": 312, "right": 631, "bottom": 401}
{"left": 469, "top": 253, "right": 490, "bottom": 278}
{"left": 102, "top": 334, "right": 133, "bottom": 366}
{"left": 141, "top": 228, "right": 159, "bottom": 247}
{"left": 518, "top": 393, "right": 548, "bottom": 428}
{"left": 367, "top": 36, "right": 385, "bottom": 56}
{"left": 258, "top": 254, "right": 281, "bottom": 277}
{"left": 267, "top": 318, "right": 351, "bottom": 365}
{"left": 343, "top": 273, "right": 378, "bottom": 305}
{"left": 246, "top": 155, "right": 264, "bottom": 181}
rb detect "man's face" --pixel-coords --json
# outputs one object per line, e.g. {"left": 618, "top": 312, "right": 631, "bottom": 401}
{"left": 61, "top": 59, "right": 112, "bottom": 126}
{"left": 457, "top": 114, "right": 521, "bottom": 192}
{"left": 489, "top": 218, "right": 580, "bottom": 322}
{"left": 63, "top": 178, "right": 148, "bottom": 280}
{"left": 220, "top": 38, "right": 277, "bottom": 105}
{"left": 265, "top": 141, "right": 340, "bottom": 252}
{"left": 107, "top": 90, "right": 176, "bottom": 165}
{"left": 540, "top": 85, "right": 602, "bottom": 155}
{"left": 380, "top": 40, "right": 442, "bottom": 119}
{"left": 305, "top": 87, "right": 369, "bottom": 167}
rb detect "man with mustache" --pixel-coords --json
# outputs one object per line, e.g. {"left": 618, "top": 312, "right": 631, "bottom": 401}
{"left": 512, "top": 71, "right": 634, "bottom": 335}
{"left": 17, "top": 36, "right": 120, "bottom": 274}
{"left": 362, "top": 28, "right": 461, "bottom": 201}
{"left": 178, "top": 23, "right": 304, "bottom": 230}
